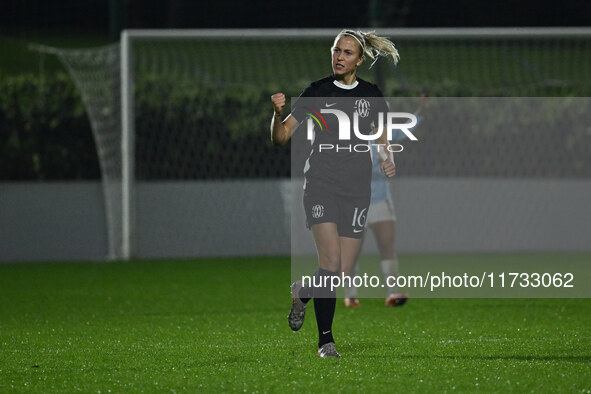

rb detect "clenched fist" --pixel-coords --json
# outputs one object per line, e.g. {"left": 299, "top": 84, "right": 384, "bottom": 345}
{"left": 271, "top": 93, "right": 286, "bottom": 117}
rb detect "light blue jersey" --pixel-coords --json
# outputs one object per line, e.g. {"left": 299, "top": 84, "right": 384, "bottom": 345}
{"left": 371, "top": 115, "right": 422, "bottom": 203}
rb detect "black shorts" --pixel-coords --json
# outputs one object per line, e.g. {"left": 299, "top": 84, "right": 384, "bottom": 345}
{"left": 303, "top": 183, "right": 370, "bottom": 239}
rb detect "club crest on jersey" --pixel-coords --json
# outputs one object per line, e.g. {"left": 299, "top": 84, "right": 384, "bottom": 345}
{"left": 312, "top": 204, "right": 324, "bottom": 219}
{"left": 354, "top": 99, "right": 370, "bottom": 118}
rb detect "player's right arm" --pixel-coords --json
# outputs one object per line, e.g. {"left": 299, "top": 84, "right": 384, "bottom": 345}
{"left": 270, "top": 93, "right": 300, "bottom": 146}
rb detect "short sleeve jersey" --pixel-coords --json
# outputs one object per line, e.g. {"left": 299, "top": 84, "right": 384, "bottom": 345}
{"left": 291, "top": 76, "right": 389, "bottom": 198}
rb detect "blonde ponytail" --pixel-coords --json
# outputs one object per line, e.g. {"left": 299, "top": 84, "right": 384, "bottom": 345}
{"left": 360, "top": 30, "right": 400, "bottom": 67}
{"left": 335, "top": 29, "right": 400, "bottom": 68}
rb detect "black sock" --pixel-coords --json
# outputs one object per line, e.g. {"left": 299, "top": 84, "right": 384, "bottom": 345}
{"left": 312, "top": 268, "right": 337, "bottom": 347}
{"left": 314, "top": 297, "right": 336, "bottom": 347}
{"left": 298, "top": 283, "right": 312, "bottom": 304}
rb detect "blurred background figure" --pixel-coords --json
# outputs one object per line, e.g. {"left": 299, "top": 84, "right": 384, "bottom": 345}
{"left": 345, "top": 93, "right": 426, "bottom": 308}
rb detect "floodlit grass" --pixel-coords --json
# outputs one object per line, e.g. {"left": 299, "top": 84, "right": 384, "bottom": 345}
{"left": 0, "top": 256, "right": 590, "bottom": 392}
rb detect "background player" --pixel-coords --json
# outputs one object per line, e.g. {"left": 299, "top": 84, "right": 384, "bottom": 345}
{"left": 344, "top": 94, "right": 426, "bottom": 308}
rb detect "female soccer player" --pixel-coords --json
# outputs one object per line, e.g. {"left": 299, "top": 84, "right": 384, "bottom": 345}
{"left": 270, "top": 29, "right": 399, "bottom": 357}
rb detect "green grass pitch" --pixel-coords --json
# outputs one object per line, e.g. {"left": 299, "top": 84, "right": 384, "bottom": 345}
{"left": 1, "top": 256, "right": 590, "bottom": 392}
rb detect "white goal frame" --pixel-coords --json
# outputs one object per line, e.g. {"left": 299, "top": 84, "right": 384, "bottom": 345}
{"left": 119, "top": 27, "right": 591, "bottom": 260}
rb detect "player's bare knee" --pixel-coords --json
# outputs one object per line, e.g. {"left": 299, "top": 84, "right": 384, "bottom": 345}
{"left": 318, "top": 252, "right": 341, "bottom": 272}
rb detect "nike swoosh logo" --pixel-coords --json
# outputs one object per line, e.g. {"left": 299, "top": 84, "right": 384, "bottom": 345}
{"left": 322, "top": 330, "right": 331, "bottom": 334}
{"left": 353, "top": 229, "right": 364, "bottom": 233}
{"left": 325, "top": 102, "right": 337, "bottom": 107}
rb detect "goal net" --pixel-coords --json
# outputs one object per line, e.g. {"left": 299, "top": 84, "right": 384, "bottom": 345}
{"left": 36, "top": 28, "right": 591, "bottom": 260}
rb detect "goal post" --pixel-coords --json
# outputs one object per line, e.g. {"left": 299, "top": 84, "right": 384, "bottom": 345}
{"left": 121, "top": 31, "right": 135, "bottom": 260}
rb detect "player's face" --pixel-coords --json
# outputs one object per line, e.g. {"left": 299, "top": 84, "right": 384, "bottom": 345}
{"left": 331, "top": 36, "right": 364, "bottom": 79}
